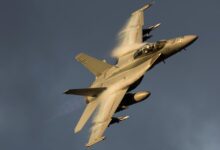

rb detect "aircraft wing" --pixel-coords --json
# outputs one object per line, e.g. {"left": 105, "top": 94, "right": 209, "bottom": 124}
{"left": 86, "top": 88, "right": 128, "bottom": 147}
{"left": 112, "top": 3, "right": 153, "bottom": 57}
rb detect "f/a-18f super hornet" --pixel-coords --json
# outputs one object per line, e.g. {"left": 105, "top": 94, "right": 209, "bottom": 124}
{"left": 64, "top": 3, "right": 198, "bottom": 147}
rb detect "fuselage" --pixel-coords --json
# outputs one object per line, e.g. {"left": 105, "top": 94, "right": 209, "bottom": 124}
{"left": 90, "top": 35, "right": 197, "bottom": 91}
{"left": 86, "top": 35, "right": 198, "bottom": 115}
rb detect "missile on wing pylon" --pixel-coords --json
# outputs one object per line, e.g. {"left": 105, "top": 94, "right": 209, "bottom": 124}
{"left": 142, "top": 23, "right": 161, "bottom": 41}
{"left": 109, "top": 116, "right": 130, "bottom": 126}
{"left": 143, "top": 23, "right": 161, "bottom": 36}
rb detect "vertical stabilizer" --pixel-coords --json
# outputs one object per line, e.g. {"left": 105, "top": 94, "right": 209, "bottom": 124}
{"left": 75, "top": 53, "right": 112, "bottom": 77}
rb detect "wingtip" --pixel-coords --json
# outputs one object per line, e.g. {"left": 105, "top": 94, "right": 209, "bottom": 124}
{"left": 74, "top": 126, "right": 81, "bottom": 134}
{"left": 140, "top": 3, "right": 153, "bottom": 11}
{"left": 75, "top": 53, "right": 84, "bottom": 61}
{"left": 144, "top": 0, "right": 155, "bottom": 9}
{"left": 132, "top": 2, "right": 154, "bottom": 15}
{"left": 74, "top": 129, "right": 79, "bottom": 134}
{"left": 85, "top": 136, "right": 105, "bottom": 148}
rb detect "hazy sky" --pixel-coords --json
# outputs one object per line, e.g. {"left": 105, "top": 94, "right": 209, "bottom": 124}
{"left": 0, "top": 0, "right": 220, "bottom": 150}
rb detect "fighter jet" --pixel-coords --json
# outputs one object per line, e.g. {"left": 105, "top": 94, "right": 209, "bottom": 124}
{"left": 64, "top": 2, "right": 198, "bottom": 147}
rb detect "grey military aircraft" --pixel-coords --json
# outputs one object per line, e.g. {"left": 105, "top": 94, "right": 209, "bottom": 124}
{"left": 64, "top": 3, "right": 198, "bottom": 147}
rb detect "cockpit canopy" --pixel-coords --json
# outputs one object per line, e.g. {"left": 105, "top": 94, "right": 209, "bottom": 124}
{"left": 133, "top": 40, "right": 167, "bottom": 59}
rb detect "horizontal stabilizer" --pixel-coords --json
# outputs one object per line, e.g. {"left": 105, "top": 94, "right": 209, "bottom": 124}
{"left": 64, "top": 87, "right": 106, "bottom": 97}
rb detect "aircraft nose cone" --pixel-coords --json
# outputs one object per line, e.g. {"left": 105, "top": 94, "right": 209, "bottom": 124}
{"left": 184, "top": 35, "right": 198, "bottom": 45}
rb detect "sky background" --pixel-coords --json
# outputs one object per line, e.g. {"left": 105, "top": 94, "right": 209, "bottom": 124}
{"left": 0, "top": 0, "right": 220, "bottom": 150}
